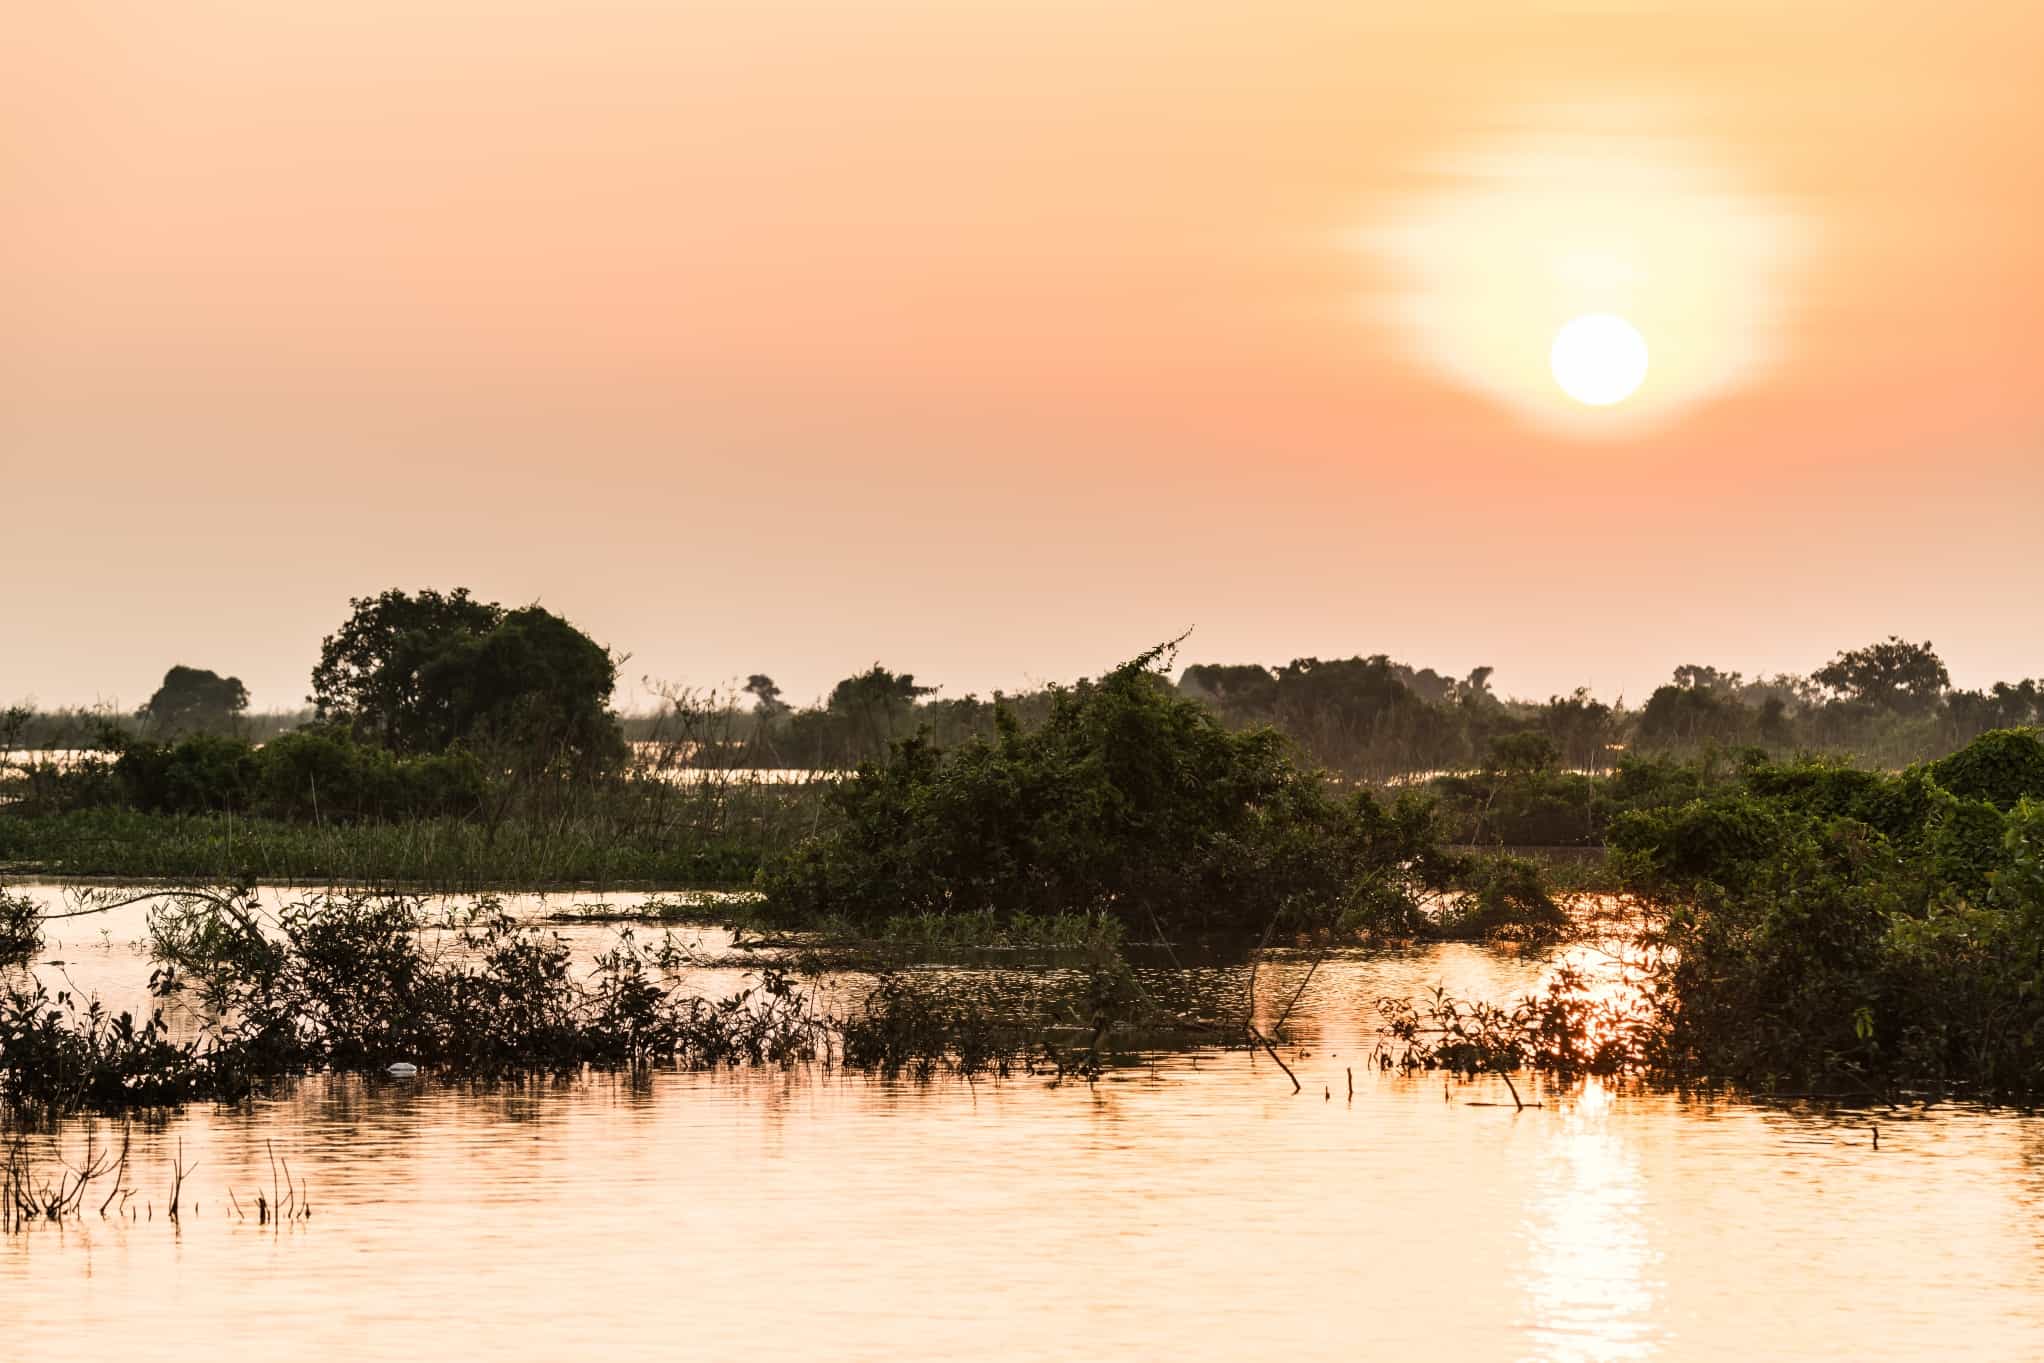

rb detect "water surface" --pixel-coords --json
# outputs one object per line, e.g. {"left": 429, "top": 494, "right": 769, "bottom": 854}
{"left": 6, "top": 883, "right": 2041, "bottom": 1361}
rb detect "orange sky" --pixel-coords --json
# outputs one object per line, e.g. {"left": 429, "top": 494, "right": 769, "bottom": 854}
{"left": 4, "top": 1, "right": 2039, "bottom": 710}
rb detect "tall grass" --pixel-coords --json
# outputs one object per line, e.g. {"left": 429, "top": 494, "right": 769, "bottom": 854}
{"left": 0, "top": 775, "right": 832, "bottom": 889}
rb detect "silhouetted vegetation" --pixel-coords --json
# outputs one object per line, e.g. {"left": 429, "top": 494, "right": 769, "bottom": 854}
{"left": 759, "top": 644, "right": 1558, "bottom": 941}
{"left": 0, "top": 801, "right": 791, "bottom": 889}
{"left": 0, "top": 886, "right": 1227, "bottom": 1114}
{"left": 612, "top": 634, "right": 2039, "bottom": 783}
{"left": 2, "top": 589, "right": 782, "bottom": 886}
{"left": 311, "top": 588, "right": 627, "bottom": 777}
{"left": 6, "top": 615, "right": 2037, "bottom": 923}
{"left": 0, "top": 891, "right": 38, "bottom": 967}
{"left": 1604, "top": 728, "right": 2044, "bottom": 1093}
{"left": 0, "top": 891, "right": 816, "bottom": 1114}
{"left": 1384, "top": 727, "right": 2044, "bottom": 1098}
{"left": 137, "top": 666, "right": 249, "bottom": 735}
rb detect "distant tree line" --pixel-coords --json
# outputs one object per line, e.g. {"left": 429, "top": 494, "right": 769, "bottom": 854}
{"left": 638, "top": 635, "right": 2039, "bottom": 780}
{"left": 7, "top": 619, "right": 2038, "bottom": 800}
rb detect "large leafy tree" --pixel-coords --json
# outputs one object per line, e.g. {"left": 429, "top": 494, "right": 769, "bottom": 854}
{"left": 1176, "top": 663, "right": 1279, "bottom": 721}
{"left": 311, "top": 588, "right": 503, "bottom": 752}
{"left": 310, "top": 588, "right": 624, "bottom": 772}
{"left": 827, "top": 664, "right": 934, "bottom": 752}
{"left": 1812, "top": 637, "right": 1950, "bottom": 716}
{"left": 139, "top": 665, "right": 249, "bottom": 734}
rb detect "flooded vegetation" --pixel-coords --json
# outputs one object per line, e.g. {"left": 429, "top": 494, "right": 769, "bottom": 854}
{"left": 7, "top": 597, "right": 2044, "bottom": 1358}
{"left": 8, "top": 887, "right": 2044, "bottom": 1360}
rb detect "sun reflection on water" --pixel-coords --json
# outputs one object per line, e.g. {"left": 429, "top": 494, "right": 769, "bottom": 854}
{"left": 1517, "top": 1081, "right": 1665, "bottom": 1362}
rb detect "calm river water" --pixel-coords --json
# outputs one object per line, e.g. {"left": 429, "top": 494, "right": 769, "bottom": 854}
{"left": 5, "top": 882, "right": 2043, "bottom": 1361}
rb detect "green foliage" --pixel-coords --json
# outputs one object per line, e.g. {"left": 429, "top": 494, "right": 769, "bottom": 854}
{"left": 1378, "top": 964, "right": 1658, "bottom": 1080}
{"left": 1176, "top": 663, "right": 1279, "bottom": 721}
{"left": 1929, "top": 727, "right": 2044, "bottom": 809}
{"left": 652, "top": 636, "right": 2033, "bottom": 781}
{"left": 835, "top": 972, "right": 1037, "bottom": 1079}
{"left": 1430, "top": 766, "right": 1601, "bottom": 846}
{"left": 1637, "top": 682, "right": 1749, "bottom": 747}
{"left": 0, "top": 887, "right": 1219, "bottom": 1114}
{"left": 1270, "top": 655, "right": 1458, "bottom": 777}
{"left": 0, "top": 892, "right": 40, "bottom": 967}
{"left": 1484, "top": 731, "right": 1560, "bottom": 776}
{"left": 1812, "top": 636, "right": 1950, "bottom": 716}
{"left": 427, "top": 605, "right": 629, "bottom": 777}
{"left": 252, "top": 729, "right": 486, "bottom": 820}
{"left": 309, "top": 587, "right": 503, "bottom": 750}
{"left": 1609, "top": 793, "right": 1793, "bottom": 895}
{"left": 0, "top": 890, "right": 838, "bottom": 1114}
{"left": 309, "top": 588, "right": 625, "bottom": 774}
{"left": 112, "top": 734, "right": 262, "bottom": 814}
{"left": 1946, "top": 681, "right": 2044, "bottom": 744}
{"left": 760, "top": 646, "right": 1466, "bottom": 937}
{"left": 0, "top": 984, "right": 212, "bottom": 1112}
{"left": 1602, "top": 728, "right": 2044, "bottom": 1093}
{"left": 1600, "top": 753, "right": 1718, "bottom": 814}
{"left": 110, "top": 730, "right": 483, "bottom": 820}
{"left": 0, "top": 804, "right": 782, "bottom": 889}
{"left": 825, "top": 665, "right": 937, "bottom": 753}
{"left": 1433, "top": 855, "right": 1570, "bottom": 943}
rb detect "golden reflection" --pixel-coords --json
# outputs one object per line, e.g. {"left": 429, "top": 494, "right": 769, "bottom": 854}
{"left": 1517, "top": 1080, "right": 1664, "bottom": 1361}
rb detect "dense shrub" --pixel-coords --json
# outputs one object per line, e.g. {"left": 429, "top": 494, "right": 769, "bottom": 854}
{"left": 1, "top": 891, "right": 837, "bottom": 1114}
{"left": 1430, "top": 768, "right": 1601, "bottom": 845}
{"left": 759, "top": 647, "right": 1468, "bottom": 936}
{"left": 251, "top": 729, "right": 485, "bottom": 820}
{"left": 1434, "top": 855, "right": 1570, "bottom": 942}
{"left": 1429, "top": 749, "right": 1738, "bottom": 848}
{"left": 1929, "top": 727, "right": 2044, "bottom": 809}
{"left": 1, "top": 888, "right": 1219, "bottom": 1114}
{"left": 1604, "top": 728, "right": 2044, "bottom": 1094}
{"left": 0, "top": 891, "right": 40, "bottom": 967}
{"left": 114, "top": 734, "right": 262, "bottom": 814}
{"left": 109, "top": 730, "right": 484, "bottom": 821}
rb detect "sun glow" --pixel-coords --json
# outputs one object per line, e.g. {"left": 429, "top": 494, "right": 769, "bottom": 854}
{"left": 1551, "top": 313, "right": 1648, "bottom": 406}
{"left": 1362, "top": 105, "right": 1806, "bottom": 437}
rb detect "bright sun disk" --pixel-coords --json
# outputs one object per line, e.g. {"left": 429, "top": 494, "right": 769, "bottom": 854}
{"left": 1550, "top": 313, "right": 1648, "bottom": 406}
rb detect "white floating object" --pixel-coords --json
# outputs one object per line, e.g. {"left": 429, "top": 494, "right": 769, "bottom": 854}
{"left": 385, "top": 1062, "right": 419, "bottom": 1077}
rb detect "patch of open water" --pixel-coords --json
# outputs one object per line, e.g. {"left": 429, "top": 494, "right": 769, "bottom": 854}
{"left": 4, "top": 882, "right": 2041, "bottom": 1361}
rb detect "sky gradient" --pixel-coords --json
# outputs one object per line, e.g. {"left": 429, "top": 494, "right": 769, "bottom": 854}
{"left": 5, "top": 1, "right": 2039, "bottom": 711}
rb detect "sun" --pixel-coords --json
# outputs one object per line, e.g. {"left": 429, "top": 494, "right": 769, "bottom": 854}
{"left": 1550, "top": 313, "right": 1648, "bottom": 406}
{"left": 1359, "top": 104, "right": 1806, "bottom": 436}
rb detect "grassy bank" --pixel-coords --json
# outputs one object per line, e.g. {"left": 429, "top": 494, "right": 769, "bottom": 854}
{"left": 0, "top": 808, "right": 777, "bottom": 890}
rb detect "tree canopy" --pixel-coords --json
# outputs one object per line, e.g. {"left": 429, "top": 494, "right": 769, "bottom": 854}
{"left": 310, "top": 588, "right": 623, "bottom": 773}
{"left": 1813, "top": 637, "right": 1950, "bottom": 715}
{"left": 139, "top": 666, "right": 249, "bottom": 734}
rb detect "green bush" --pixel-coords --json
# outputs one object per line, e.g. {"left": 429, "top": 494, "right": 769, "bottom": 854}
{"left": 1434, "top": 855, "right": 1570, "bottom": 942}
{"left": 108, "top": 730, "right": 484, "bottom": 821}
{"left": 1929, "top": 728, "right": 2044, "bottom": 809}
{"left": 1602, "top": 729, "right": 2044, "bottom": 1093}
{"left": 1608, "top": 792, "right": 1793, "bottom": 895}
{"left": 759, "top": 647, "right": 1465, "bottom": 936}
{"left": 1429, "top": 768, "right": 1601, "bottom": 845}
{"left": 114, "top": 734, "right": 262, "bottom": 813}
{"left": 0, "top": 891, "right": 40, "bottom": 966}
{"left": 253, "top": 729, "right": 484, "bottom": 820}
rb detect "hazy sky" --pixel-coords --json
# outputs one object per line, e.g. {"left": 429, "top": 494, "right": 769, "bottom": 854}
{"left": 5, "top": 1, "right": 2039, "bottom": 711}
